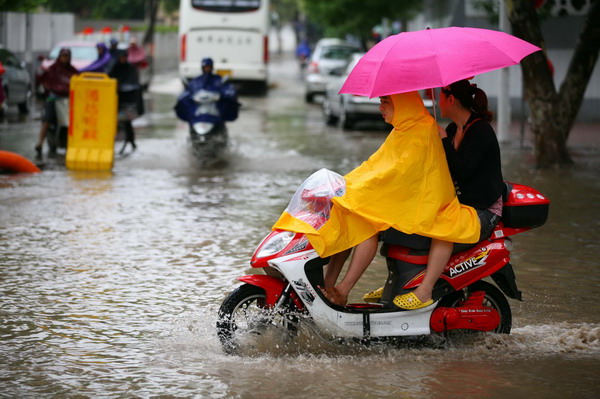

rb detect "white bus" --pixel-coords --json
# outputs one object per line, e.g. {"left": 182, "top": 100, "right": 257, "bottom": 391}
{"left": 179, "top": 0, "right": 270, "bottom": 90}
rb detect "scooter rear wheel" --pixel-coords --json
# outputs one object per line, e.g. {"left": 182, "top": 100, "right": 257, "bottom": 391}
{"left": 438, "top": 280, "right": 512, "bottom": 334}
{"left": 216, "top": 283, "right": 299, "bottom": 354}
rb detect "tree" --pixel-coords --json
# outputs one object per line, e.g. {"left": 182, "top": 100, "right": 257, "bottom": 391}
{"left": 508, "top": 0, "right": 600, "bottom": 168}
{"left": 300, "top": 0, "right": 422, "bottom": 45}
{"left": 0, "top": 0, "right": 42, "bottom": 10}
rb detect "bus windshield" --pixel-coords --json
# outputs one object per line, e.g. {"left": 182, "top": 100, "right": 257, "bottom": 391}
{"left": 191, "top": 0, "right": 261, "bottom": 12}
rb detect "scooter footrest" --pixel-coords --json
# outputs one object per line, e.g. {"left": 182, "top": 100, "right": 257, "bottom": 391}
{"left": 346, "top": 303, "right": 385, "bottom": 309}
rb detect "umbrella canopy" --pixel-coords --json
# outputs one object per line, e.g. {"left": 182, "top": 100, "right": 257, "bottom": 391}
{"left": 339, "top": 27, "right": 540, "bottom": 98}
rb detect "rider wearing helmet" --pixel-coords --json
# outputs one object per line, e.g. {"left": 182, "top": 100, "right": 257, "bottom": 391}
{"left": 192, "top": 57, "right": 222, "bottom": 90}
{"left": 174, "top": 57, "right": 240, "bottom": 127}
{"left": 201, "top": 57, "right": 213, "bottom": 72}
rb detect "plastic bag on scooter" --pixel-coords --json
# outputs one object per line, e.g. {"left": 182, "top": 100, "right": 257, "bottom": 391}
{"left": 283, "top": 168, "right": 346, "bottom": 230}
{"left": 54, "top": 97, "right": 69, "bottom": 127}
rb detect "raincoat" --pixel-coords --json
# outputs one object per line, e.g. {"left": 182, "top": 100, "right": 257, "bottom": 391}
{"left": 108, "top": 54, "right": 145, "bottom": 118}
{"left": 273, "top": 91, "right": 480, "bottom": 257}
{"left": 174, "top": 73, "right": 240, "bottom": 124}
{"left": 39, "top": 50, "right": 78, "bottom": 97}
{"left": 79, "top": 43, "right": 112, "bottom": 73}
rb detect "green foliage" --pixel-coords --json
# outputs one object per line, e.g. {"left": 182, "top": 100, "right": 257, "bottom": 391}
{"left": 300, "top": 0, "right": 422, "bottom": 40}
{"left": 0, "top": 0, "right": 43, "bottom": 11}
{"left": 472, "top": 0, "right": 562, "bottom": 24}
{"left": 272, "top": 0, "right": 301, "bottom": 23}
{"left": 129, "top": 24, "right": 178, "bottom": 33}
{"left": 21, "top": 0, "right": 146, "bottom": 19}
{"left": 162, "top": 0, "right": 179, "bottom": 14}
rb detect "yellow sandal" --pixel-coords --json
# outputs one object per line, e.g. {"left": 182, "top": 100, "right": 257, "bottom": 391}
{"left": 393, "top": 292, "right": 433, "bottom": 310}
{"left": 363, "top": 286, "right": 384, "bottom": 303}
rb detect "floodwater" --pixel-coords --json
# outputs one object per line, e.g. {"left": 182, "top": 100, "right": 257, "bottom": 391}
{"left": 1, "top": 53, "right": 599, "bottom": 398}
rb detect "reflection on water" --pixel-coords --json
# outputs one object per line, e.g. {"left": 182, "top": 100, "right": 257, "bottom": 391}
{"left": 1, "top": 55, "right": 599, "bottom": 397}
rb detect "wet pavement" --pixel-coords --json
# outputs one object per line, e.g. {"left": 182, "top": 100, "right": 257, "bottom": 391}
{"left": 1, "top": 51, "right": 599, "bottom": 398}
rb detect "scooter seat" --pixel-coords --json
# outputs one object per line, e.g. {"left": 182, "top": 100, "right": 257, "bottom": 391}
{"left": 381, "top": 243, "right": 429, "bottom": 265}
{"left": 381, "top": 240, "right": 481, "bottom": 264}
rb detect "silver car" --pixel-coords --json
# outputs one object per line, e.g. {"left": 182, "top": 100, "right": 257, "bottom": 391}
{"left": 0, "top": 45, "right": 31, "bottom": 114}
{"left": 322, "top": 53, "right": 381, "bottom": 129}
{"left": 323, "top": 53, "right": 435, "bottom": 130}
{"left": 304, "top": 38, "right": 360, "bottom": 103}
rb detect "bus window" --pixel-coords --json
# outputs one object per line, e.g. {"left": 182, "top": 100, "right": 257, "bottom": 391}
{"left": 191, "top": 0, "right": 261, "bottom": 13}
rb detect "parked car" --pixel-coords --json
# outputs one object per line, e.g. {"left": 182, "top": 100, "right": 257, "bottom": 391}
{"left": 323, "top": 53, "right": 435, "bottom": 130}
{"left": 0, "top": 45, "right": 31, "bottom": 114}
{"left": 304, "top": 38, "right": 360, "bottom": 103}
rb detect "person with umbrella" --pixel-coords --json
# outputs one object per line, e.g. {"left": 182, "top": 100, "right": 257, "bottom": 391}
{"left": 274, "top": 28, "right": 539, "bottom": 308}
{"left": 363, "top": 80, "right": 505, "bottom": 307}
{"left": 438, "top": 80, "right": 504, "bottom": 244}
{"left": 324, "top": 27, "right": 538, "bottom": 308}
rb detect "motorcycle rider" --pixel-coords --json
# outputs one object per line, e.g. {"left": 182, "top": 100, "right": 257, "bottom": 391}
{"left": 296, "top": 39, "right": 311, "bottom": 70}
{"left": 363, "top": 80, "right": 505, "bottom": 306}
{"left": 273, "top": 91, "right": 481, "bottom": 308}
{"left": 189, "top": 58, "right": 223, "bottom": 95}
{"left": 109, "top": 49, "right": 144, "bottom": 154}
{"left": 79, "top": 42, "right": 112, "bottom": 73}
{"left": 174, "top": 57, "right": 239, "bottom": 133}
{"left": 35, "top": 48, "right": 78, "bottom": 157}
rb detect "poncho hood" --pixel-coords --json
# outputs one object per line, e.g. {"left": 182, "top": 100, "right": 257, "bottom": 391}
{"left": 274, "top": 91, "right": 480, "bottom": 257}
{"left": 79, "top": 43, "right": 112, "bottom": 73}
{"left": 41, "top": 52, "right": 78, "bottom": 96}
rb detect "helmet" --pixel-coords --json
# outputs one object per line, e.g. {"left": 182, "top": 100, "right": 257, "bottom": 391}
{"left": 201, "top": 58, "right": 214, "bottom": 68}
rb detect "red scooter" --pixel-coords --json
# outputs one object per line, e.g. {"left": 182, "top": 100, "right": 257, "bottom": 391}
{"left": 217, "top": 170, "right": 549, "bottom": 353}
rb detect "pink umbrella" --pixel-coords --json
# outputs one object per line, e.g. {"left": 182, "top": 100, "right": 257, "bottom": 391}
{"left": 339, "top": 27, "right": 541, "bottom": 98}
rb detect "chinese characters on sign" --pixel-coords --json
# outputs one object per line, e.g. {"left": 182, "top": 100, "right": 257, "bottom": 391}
{"left": 82, "top": 89, "right": 99, "bottom": 140}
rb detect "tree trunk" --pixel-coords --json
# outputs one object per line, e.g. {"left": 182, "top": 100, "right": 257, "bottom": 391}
{"left": 508, "top": 0, "right": 600, "bottom": 168}
{"left": 143, "top": 0, "right": 159, "bottom": 47}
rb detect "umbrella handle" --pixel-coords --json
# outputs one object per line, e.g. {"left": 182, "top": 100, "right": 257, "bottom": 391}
{"left": 430, "top": 87, "right": 437, "bottom": 122}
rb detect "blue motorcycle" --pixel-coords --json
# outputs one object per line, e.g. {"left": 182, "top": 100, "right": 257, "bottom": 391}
{"left": 174, "top": 72, "right": 239, "bottom": 156}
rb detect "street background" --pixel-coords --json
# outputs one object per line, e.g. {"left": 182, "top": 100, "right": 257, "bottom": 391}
{"left": 1, "top": 17, "right": 599, "bottom": 399}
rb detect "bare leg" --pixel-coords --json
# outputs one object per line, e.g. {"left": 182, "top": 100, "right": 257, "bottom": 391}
{"left": 125, "top": 121, "right": 137, "bottom": 150}
{"left": 323, "top": 248, "right": 351, "bottom": 288}
{"left": 334, "top": 234, "right": 379, "bottom": 302}
{"left": 35, "top": 121, "right": 49, "bottom": 156}
{"left": 411, "top": 238, "right": 453, "bottom": 302}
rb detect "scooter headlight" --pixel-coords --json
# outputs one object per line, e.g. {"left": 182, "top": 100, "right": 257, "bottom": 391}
{"left": 192, "top": 122, "right": 213, "bottom": 135}
{"left": 256, "top": 231, "right": 295, "bottom": 258}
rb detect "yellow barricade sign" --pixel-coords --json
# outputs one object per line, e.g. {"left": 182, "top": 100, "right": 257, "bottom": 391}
{"left": 66, "top": 73, "right": 118, "bottom": 171}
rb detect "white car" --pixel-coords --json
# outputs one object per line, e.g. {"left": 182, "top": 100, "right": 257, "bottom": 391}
{"left": 0, "top": 45, "right": 31, "bottom": 114}
{"left": 304, "top": 38, "right": 360, "bottom": 103}
{"left": 323, "top": 53, "right": 435, "bottom": 130}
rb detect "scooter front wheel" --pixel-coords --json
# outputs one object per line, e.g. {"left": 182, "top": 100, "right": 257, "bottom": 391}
{"left": 216, "top": 283, "right": 299, "bottom": 354}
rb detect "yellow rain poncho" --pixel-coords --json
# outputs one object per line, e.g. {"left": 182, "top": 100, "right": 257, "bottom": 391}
{"left": 273, "top": 91, "right": 480, "bottom": 257}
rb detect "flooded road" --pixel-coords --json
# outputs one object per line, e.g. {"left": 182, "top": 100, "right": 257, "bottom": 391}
{"left": 1, "top": 53, "right": 599, "bottom": 398}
